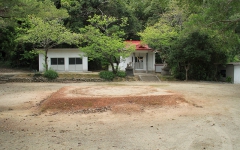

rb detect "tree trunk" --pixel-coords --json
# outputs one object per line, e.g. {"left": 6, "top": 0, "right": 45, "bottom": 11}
{"left": 44, "top": 49, "right": 49, "bottom": 71}
{"left": 115, "top": 59, "right": 119, "bottom": 74}
{"left": 111, "top": 63, "right": 120, "bottom": 74}
{"left": 214, "top": 64, "right": 218, "bottom": 81}
{"left": 185, "top": 62, "right": 190, "bottom": 81}
{"left": 110, "top": 62, "right": 116, "bottom": 74}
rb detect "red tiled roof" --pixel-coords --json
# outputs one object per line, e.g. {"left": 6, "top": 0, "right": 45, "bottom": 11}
{"left": 125, "top": 40, "right": 152, "bottom": 51}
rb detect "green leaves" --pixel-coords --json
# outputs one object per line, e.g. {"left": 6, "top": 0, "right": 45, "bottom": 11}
{"left": 18, "top": 16, "right": 81, "bottom": 49}
{"left": 17, "top": 16, "right": 82, "bottom": 70}
{"left": 139, "top": 20, "right": 178, "bottom": 63}
{"left": 169, "top": 31, "right": 228, "bottom": 80}
{"left": 80, "top": 15, "right": 135, "bottom": 73}
{"left": 0, "top": 0, "right": 68, "bottom": 27}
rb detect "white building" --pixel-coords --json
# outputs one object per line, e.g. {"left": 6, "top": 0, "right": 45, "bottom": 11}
{"left": 38, "top": 48, "right": 88, "bottom": 72}
{"left": 219, "top": 62, "right": 240, "bottom": 84}
{"left": 118, "top": 41, "right": 155, "bottom": 73}
{"left": 39, "top": 41, "right": 157, "bottom": 73}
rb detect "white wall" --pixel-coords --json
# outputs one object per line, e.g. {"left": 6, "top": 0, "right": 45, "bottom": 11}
{"left": 38, "top": 48, "right": 88, "bottom": 72}
{"left": 234, "top": 65, "right": 240, "bottom": 84}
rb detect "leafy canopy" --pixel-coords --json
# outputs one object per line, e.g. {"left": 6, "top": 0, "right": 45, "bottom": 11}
{"left": 0, "top": 0, "right": 68, "bottom": 27}
{"left": 80, "top": 15, "right": 135, "bottom": 74}
{"left": 17, "top": 16, "right": 81, "bottom": 70}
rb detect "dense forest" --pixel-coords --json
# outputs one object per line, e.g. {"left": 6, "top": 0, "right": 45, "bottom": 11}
{"left": 0, "top": 0, "right": 240, "bottom": 80}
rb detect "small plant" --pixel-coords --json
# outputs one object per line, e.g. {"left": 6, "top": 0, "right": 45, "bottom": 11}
{"left": 44, "top": 69, "right": 58, "bottom": 80}
{"left": 99, "top": 71, "right": 115, "bottom": 81}
{"left": 226, "top": 76, "right": 232, "bottom": 83}
{"left": 116, "top": 71, "right": 126, "bottom": 78}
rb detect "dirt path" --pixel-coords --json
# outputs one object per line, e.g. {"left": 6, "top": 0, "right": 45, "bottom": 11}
{"left": 0, "top": 82, "right": 240, "bottom": 150}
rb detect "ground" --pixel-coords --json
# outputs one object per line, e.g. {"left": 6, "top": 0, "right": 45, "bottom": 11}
{"left": 0, "top": 81, "right": 240, "bottom": 150}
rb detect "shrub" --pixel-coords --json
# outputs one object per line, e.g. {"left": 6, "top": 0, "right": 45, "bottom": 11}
{"left": 99, "top": 71, "right": 115, "bottom": 81}
{"left": 44, "top": 69, "right": 58, "bottom": 80}
{"left": 116, "top": 71, "right": 126, "bottom": 78}
{"left": 226, "top": 76, "right": 232, "bottom": 83}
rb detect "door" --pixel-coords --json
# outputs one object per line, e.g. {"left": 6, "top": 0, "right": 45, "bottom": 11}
{"left": 135, "top": 56, "right": 144, "bottom": 69}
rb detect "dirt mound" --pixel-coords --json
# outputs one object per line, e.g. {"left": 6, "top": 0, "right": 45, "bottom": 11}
{"left": 39, "top": 86, "right": 188, "bottom": 114}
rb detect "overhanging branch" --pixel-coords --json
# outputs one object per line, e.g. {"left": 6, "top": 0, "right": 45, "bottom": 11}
{"left": 208, "top": 18, "right": 240, "bottom": 26}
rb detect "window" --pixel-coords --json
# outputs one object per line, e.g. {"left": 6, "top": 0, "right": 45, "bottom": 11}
{"left": 69, "top": 58, "right": 82, "bottom": 65}
{"left": 51, "top": 58, "right": 64, "bottom": 65}
{"left": 220, "top": 70, "right": 226, "bottom": 77}
{"left": 51, "top": 58, "right": 57, "bottom": 65}
{"left": 135, "top": 57, "right": 143, "bottom": 62}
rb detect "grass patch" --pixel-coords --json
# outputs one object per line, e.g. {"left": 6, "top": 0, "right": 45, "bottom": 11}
{"left": 158, "top": 74, "right": 177, "bottom": 81}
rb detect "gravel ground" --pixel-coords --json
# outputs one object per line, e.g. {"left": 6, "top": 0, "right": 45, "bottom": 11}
{"left": 0, "top": 81, "right": 240, "bottom": 150}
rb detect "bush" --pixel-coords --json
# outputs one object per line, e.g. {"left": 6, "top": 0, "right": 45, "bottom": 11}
{"left": 226, "top": 76, "right": 232, "bottom": 83}
{"left": 99, "top": 71, "right": 115, "bottom": 81}
{"left": 44, "top": 69, "right": 58, "bottom": 80}
{"left": 116, "top": 71, "right": 126, "bottom": 78}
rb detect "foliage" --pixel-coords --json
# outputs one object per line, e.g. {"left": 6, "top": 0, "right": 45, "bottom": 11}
{"left": 99, "top": 71, "right": 115, "bottom": 81}
{"left": 80, "top": 15, "right": 135, "bottom": 74}
{"left": 226, "top": 76, "right": 232, "bottom": 83}
{"left": 169, "top": 31, "right": 228, "bottom": 81}
{"left": 0, "top": 26, "right": 17, "bottom": 61}
{"left": 44, "top": 69, "right": 58, "bottom": 80}
{"left": 17, "top": 16, "right": 81, "bottom": 71}
{"left": 0, "top": 0, "right": 68, "bottom": 27}
{"left": 20, "top": 50, "right": 38, "bottom": 61}
{"left": 138, "top": 0, "right": 184, "bottom": 63}
{"left": 116, "top": 71, "right": 126, "bottom": 78}
{"left": 180, "top": 0, "right": 240, "bottom": 62}
{"left": 139, "top": 22, "right": 178, "bottom": 63}
{"left": 61, "top": 0, "right": 143, "bottom": 39}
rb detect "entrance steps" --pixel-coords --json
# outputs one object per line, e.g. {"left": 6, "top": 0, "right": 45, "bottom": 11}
{"left": 137, "top": 74, "right": 160, "bottom": 82}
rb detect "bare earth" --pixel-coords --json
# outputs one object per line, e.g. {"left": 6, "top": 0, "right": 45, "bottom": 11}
{"left": 0, "top": 81, "right": 240, "bottom": 150}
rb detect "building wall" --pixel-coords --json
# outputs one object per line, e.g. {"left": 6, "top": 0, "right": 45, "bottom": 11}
{"left": 219, "top": 63, "right": 240, "bottom": 84}
{"left": 226, "top": 64, "right": 234, "bottom": 81}
{"left": 234, "top": 65, "right": 240, "bottom": 84}
{"left": 155, "top": 64, "right": 164, "bottom": 73}
{"left": 39, "top": 48, "right": 88, "bottom": 72}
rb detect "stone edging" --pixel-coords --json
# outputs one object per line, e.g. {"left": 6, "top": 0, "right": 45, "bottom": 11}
{"left": 1, "top": 77, "right": 105, "bottom": 83}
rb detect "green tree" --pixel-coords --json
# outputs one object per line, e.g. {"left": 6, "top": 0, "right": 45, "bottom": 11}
{"left": 139, "top": 22, "right": 178, "bottom": 64}
{"left": 0, "top": 0, "right": 70, "bottom": 68}
{"left": 0, "top": 0, "right": 68, "bottom": 27}
{"left": 61, "top": 0, "right": 142, "bottom": 39}
{"left": 170, "top": 31, "right": 228, "bottom": 81}
{"left": 17, "top": 17, "right": 81, "bottom": 71}
{"left": 180, "top": 0, "right": 240, "bottom": 62}
{"left": 138, "top": 0, "right": 182, "bottom": 64}
{"left": 0, "top": 26, "right": 16, "bottom": 61}
{"left": 80, "top": 15, "right": 135, "bottom": 74}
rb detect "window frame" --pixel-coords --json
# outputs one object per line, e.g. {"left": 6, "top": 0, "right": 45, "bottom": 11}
{"left": 51, "top": 58, "right": 65, "bottom": 65}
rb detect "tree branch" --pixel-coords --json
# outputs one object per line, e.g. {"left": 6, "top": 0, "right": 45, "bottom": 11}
{"left": 208, "top": 18, "right": 240, "bottom": 26}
